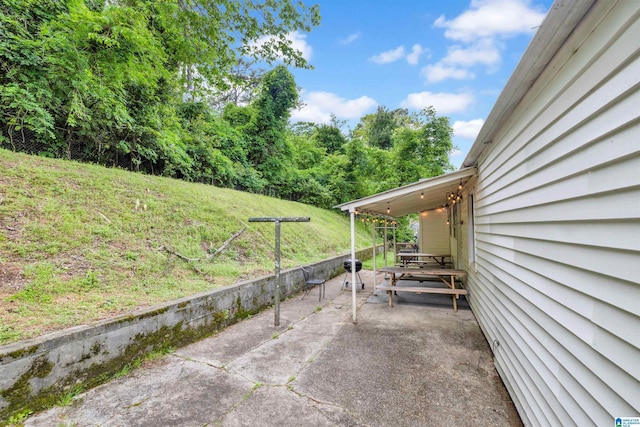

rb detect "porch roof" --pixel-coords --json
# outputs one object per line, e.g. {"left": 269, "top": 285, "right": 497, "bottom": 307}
{"left": 334, "top": 167, "right": 476, "bottom": 218}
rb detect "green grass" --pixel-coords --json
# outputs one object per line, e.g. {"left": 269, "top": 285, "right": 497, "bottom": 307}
{"left": 56, "top": 385, "right": 84, "bottom": 407}
{"left": 361, "top": 251, "right": 390, "bottom": 270}
{"left": 0, "top": 149, "right": 374, "bottom": 345}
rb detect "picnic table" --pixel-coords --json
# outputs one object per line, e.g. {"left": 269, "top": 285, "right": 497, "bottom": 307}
{"left": 395, "top": 253, "right": 451, "bottom": 267}
{"left": 377, "top": 266, "right": 467, "bottom": 312}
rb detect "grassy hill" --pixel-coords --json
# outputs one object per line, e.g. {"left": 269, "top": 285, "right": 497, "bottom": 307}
{"left": 0, "top": 149, "right": 372, "bottom": 345}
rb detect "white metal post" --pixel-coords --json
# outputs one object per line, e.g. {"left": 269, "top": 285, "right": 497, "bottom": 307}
{"left": 372, "top": 218, "right": 377, "bottom": 292}
{"left": 383, "top": 220, "right": 388, "bottom": 267}
{"left": 392, "top": 222, "right": 396, "bottom": 265}
{"left": 350, "top": 208, "right": 357, "bottom": 324}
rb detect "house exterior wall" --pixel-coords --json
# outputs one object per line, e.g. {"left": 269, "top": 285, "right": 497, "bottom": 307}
{"left": 461, "top": 1, "right": 640, "bottom": 425}
{"left": 418, "top": 208, "right": 449, "bottom": 254}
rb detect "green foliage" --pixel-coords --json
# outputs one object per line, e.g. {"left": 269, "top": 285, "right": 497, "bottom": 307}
{"left": 313, "top": 123, "right": 347, "bottom": 154}
{"left": 352, "top": 106, "right": 412, "bottom": 150}
{"left": 347, "top": 106, "right": 455, "bottom": 193}
{"left": 0, "top": 0, "right": 63, "bottom": 144}
{"left": 288, "top": 128, "right": 326, "bottom": 170}
{"left": 245, "top": 65, "right": 298, "bottom": 184}
{"left": 6, "top": 408, "right": 33, "bottom": 425}
{"left": 1, "top": 0, "right": 319, "bottom": 181}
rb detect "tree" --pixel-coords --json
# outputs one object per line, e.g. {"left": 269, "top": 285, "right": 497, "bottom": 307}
{"left": 148, "top": 0, "right": 320, "bottom": 97}
{"left": 209, "top": 59, "right": 265, "bottom": 110}
{"left": 0, "top": 0, "right": 67, "bottom": 147}
{"left": 245, "top": 65, "right": 298, "bottom": 184}
{"left": 389, "top": 106, "right": 455, "bottom": 183}
{"left": 288, "top": 127, "right": 326, "bottom": 170}
{"left": 351, "top": 106, "right": 411, "bottom": 150}
{"left": 313, "top": 123, "right": 347, "bottom": 155}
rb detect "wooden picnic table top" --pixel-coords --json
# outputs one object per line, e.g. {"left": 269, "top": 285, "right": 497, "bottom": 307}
{"left": 378, "top": 266, "right": 466, "bottom": 276}
{"left": 396, "top": 253, "right": 451, "bottom": 258}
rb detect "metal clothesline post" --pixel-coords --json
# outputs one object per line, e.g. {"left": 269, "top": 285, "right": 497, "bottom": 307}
{"left": 248, "top": 217, "right": 310, "bottom": 326}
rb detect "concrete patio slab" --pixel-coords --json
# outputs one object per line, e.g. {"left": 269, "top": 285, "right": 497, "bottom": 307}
{"left": 24, "top": 269, "right": 522, "bottom": 427}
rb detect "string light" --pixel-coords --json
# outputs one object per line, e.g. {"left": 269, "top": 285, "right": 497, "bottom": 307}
{"left": 420, "top": 190, "right": 424, "bottom": 199}
{"left": 386, "top": 202, "right": 390, "bottom": 214}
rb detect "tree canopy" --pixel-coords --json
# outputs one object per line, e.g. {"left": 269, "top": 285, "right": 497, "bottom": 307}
{"left": 0, "top": 0, "right": 319, "bottom": 167}
{"left": 1, "top": 0, "right": 456, "bottom": 220}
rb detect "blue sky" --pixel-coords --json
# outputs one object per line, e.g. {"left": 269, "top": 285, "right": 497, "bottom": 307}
{"left": 276, "top": 0, "right": 553, "bottom": 168}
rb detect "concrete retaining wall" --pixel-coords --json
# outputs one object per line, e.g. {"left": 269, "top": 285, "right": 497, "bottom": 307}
{"left": 0, "top": 247, "right": 378, "bottom": 423}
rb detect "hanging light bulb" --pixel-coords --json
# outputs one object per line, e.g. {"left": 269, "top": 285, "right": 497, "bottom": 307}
{"left": 458, "top": 180, "right": 463, "bottom": 190}
{"left": 420, "top": 190, "right": 424, "bottom": 199}
{"left": 387, "top": 202, "right": 390, "bottom": 214}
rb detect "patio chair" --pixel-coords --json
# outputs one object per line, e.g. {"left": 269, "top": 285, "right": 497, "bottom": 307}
{"left": 300, "top": 265, "right": 326, "bottom": 302}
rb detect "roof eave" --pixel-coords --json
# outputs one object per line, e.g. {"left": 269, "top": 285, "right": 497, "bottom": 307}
{"left": 334, "top": 167, "right": 476, "bottom": 217}
{"left": 462, "top": 0, "right": 597, "bottom": 168}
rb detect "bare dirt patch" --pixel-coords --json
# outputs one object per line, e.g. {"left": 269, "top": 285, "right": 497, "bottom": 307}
{"left": 0, "top": 262, "right": 26, "bottom": 294}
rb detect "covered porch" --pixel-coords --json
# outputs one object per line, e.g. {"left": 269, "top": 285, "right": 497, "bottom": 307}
{"left": 335, "top": 167, "right": 477, "bottom": 323}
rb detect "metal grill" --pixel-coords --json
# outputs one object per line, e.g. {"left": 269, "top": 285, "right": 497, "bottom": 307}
{"left": 342, "top": 258, "right": 364, "bottom": 289}
{"left": 343, "top": 258, "right": 362, "bottom": 273}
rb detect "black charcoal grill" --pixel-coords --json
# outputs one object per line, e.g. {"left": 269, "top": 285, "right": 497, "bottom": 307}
{"left": 342, "top": 258, "right": 364, "bottom": 290}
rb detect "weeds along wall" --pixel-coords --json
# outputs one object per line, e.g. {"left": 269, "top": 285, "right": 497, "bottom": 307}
{"left": 0, "top": 247, "right": 378, "bottom": 424}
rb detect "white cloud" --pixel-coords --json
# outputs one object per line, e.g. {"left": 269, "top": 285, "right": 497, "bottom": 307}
{"left": 287, "top": 31, "right": 313, "bottom": 60}
{"left": 249, "top": 31, "right": 313, "bottom": 61}
{"left": 400, "top": 91, "right": 474, "bottom": 114}
{"left": 369, "top": 46, "right": 405, "bottom": 64}
{"left": 424, "top": 1, "right": 543, "bottom": 83}
{"left": 292, "top": 91, "right": 378, "bottom": 123}
{"left": 434, "top": 0, "right": 547, "bottom": 42}
{"left": 450, "top": 149, "right": 464, "bottom": 157}
{"left": 340, "top": 32, "right": 361, "bottom": 45}
{"left": 443, "top": 39, "right": 501, "bottom": 68}
{"left": 453, "top": 119, "right": 485, "bottom": 139}
{"left": 421, "top": 64, "right": 475, "bottom": 83}
{"left": 406, "top": 44, "right": 424, "bottom": 65}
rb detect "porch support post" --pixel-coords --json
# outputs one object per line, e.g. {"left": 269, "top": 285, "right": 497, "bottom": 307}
{"left": 392, "top": 222, "right": 396, "bottom": 265}
{"left": 350, "top": 208, "right": 357, "bottom": 323}
{"left": 383, "top": 220, "right": 388, "bottom": 267}
{"left": 372, "top": 217, "right": 377, "bottom": 293}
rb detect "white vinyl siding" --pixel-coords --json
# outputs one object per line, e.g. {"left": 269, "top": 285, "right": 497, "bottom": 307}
{"left": 466, "top": 1, "right": 640, "bottom": 425}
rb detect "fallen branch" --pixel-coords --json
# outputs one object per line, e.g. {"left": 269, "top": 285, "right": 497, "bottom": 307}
{"left": 97, "top": 211, "right": 111, "bottom": 224}
{"left": 157, "top": 246, "right": 204, "bottom": 275}
{"left": 156, "top": 226, "right": 247, "bottom": 264}
{"left": 157, "top": 245, "right": 199, "bottom": 263}
{"left": 206, "top": 226, "right": 247, "bottom": 260}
